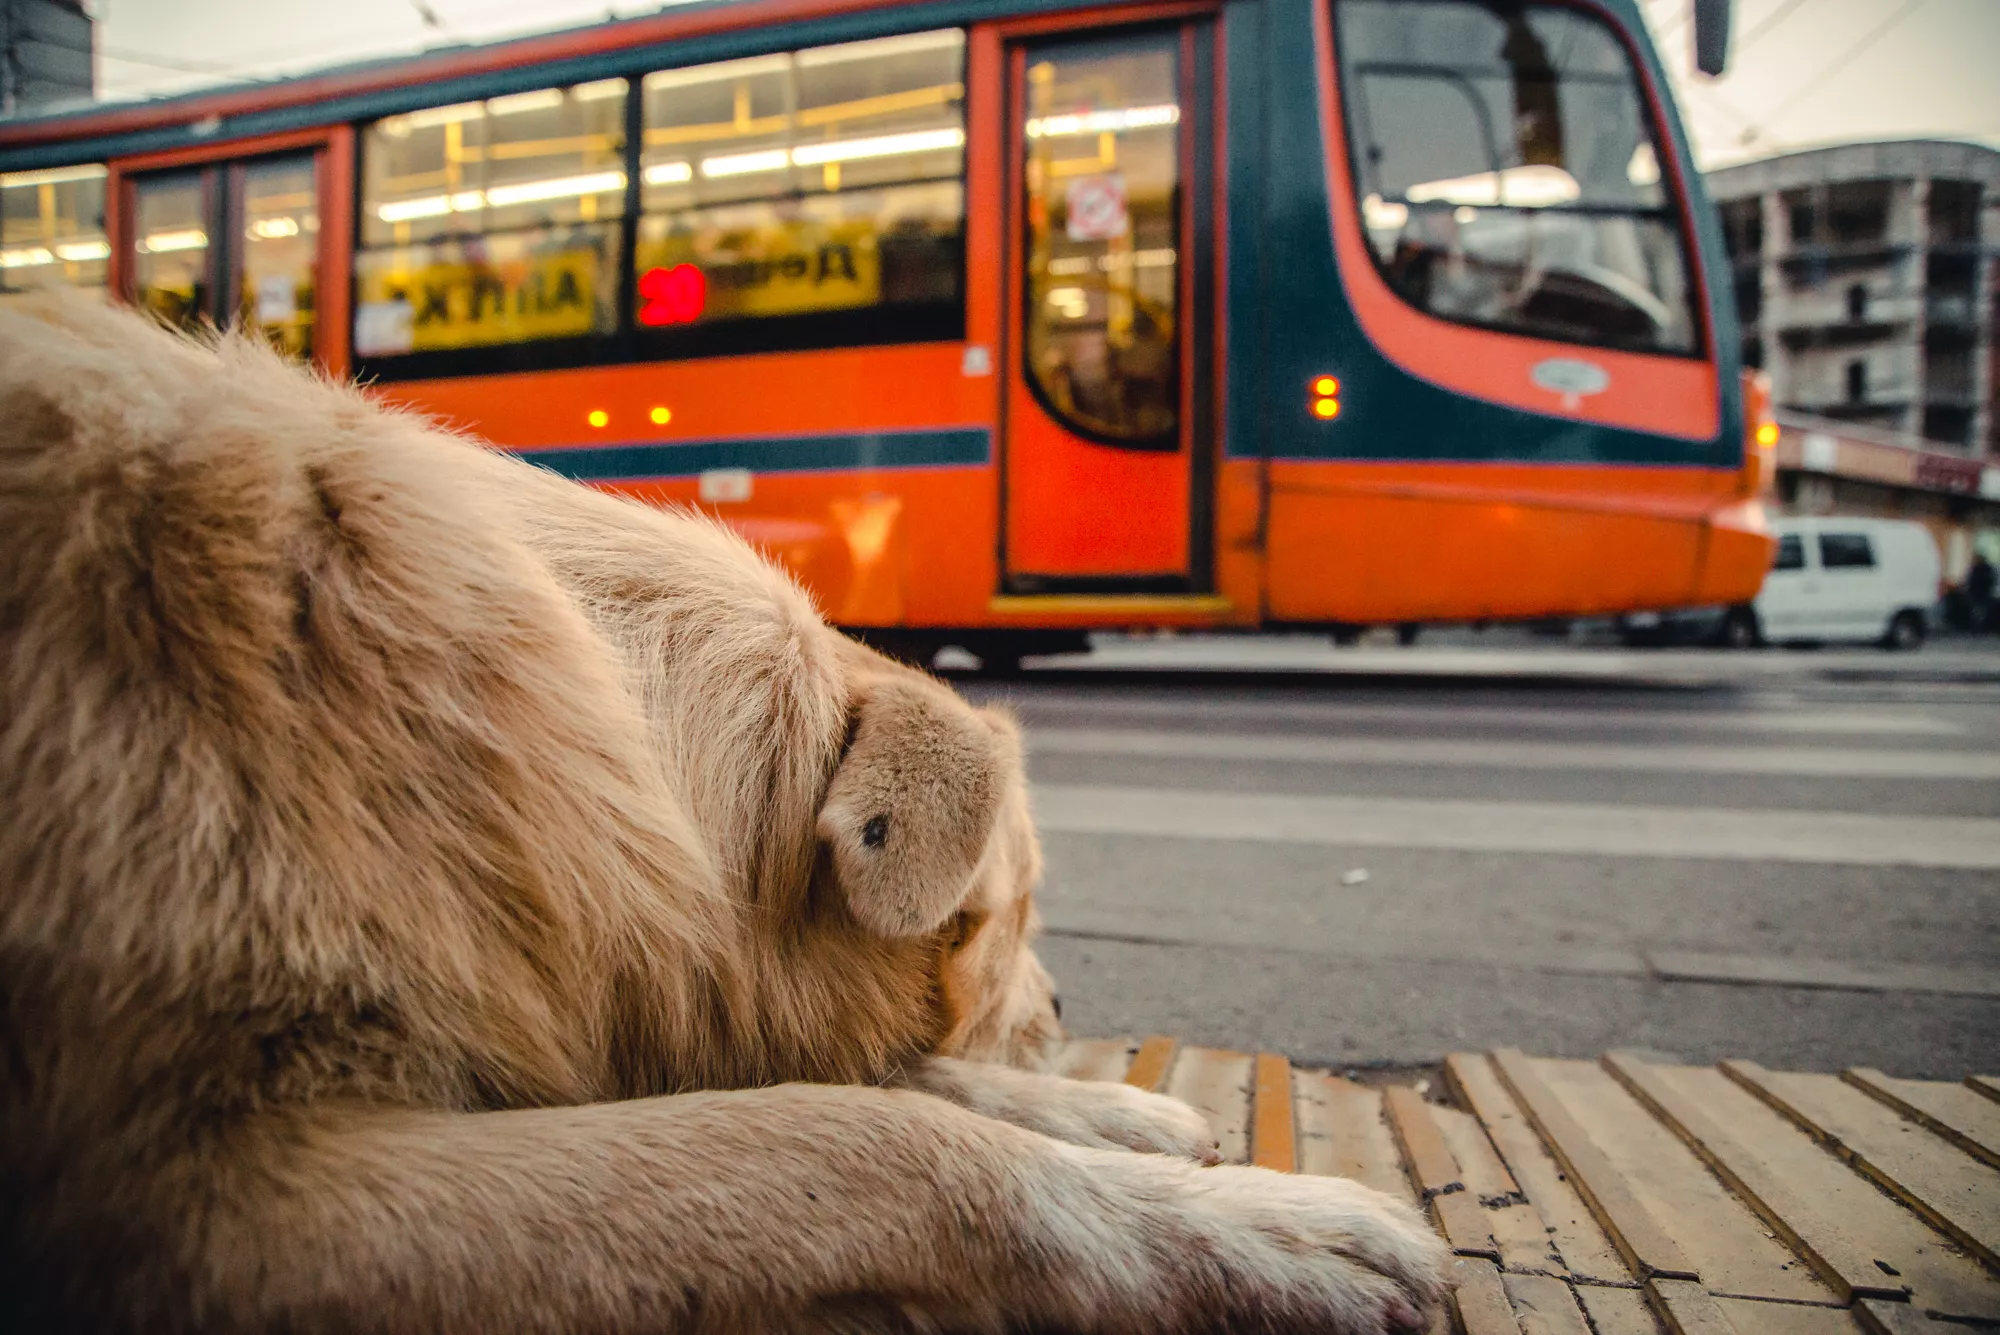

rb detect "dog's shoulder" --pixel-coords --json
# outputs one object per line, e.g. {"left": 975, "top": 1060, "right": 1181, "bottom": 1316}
{"left": 0, "top": 301, "right": 722, "bottom": 1120}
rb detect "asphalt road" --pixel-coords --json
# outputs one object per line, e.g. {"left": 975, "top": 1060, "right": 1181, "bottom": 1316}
{"left": 955, "top": 638, "right": 2000, "bottom": 1080}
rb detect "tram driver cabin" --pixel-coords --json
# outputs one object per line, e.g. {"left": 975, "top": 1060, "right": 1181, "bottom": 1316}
{"left": 0, "top": 0, "right": 1773, "bottom": 663}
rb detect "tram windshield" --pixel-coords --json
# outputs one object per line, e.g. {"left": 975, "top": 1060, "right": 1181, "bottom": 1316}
{"left": 1336, "top": 0, "right": 1700, "bottom": 355}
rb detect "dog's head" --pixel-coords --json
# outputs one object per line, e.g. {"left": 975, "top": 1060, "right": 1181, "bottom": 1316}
{"left": 816, "top": 651, "right": 1062, "bottom": 1070}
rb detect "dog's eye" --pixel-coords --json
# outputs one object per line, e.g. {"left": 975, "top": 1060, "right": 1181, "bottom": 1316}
{"left": 861, "top": 814, "right": 889, "bottom": 848}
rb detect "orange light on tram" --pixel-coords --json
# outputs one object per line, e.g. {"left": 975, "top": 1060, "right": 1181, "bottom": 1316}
{"left": 650, "top": 406, "right": 672, "bottom": 426}
{"left": 1742, "top": 369, "right": 1777, "bottom": 497}
{"left": 587, "top": 409, "right": 609, "bottom": 429}
{"left": 1310, "top": 375, "right": 1341, "bottom": 420}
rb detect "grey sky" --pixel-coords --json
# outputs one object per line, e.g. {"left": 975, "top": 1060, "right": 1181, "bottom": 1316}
{"left": 90, "top": 0, "right": 2000, "bottom": 170}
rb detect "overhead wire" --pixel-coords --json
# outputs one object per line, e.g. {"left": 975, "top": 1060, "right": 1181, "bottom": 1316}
{"left": 96, "top": 46, "right": 271, "bottom": 82}
{"left": 68, "top": 0, "right": 699, "bottom": 103}
{"left": 10, "top": 25, "right": 273, "bottom": 85}
{"left": 83, "top": 0, "right": 641, "bottom": 101}
{"left": 1736, "top": 0, "right": 1815, "bottom": 52}
{"left": 1648, "top": 0, "right": 1693, "bottom": 48}
{"left": 409, "top": 0, "right": 457, "bottom": 39}
{"left": 1739, "top": 0, "right": 1930, "bottom": 143}
{"left": 1656, "top": 0, "right": 1818, "bottom": 82}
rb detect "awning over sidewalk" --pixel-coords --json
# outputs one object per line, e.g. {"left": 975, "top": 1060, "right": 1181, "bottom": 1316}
{"left": 1776, "top": 415, "right": 2000, "bottom": 504}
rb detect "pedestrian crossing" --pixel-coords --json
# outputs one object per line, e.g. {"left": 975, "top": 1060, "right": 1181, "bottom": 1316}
{"left": 1007, "top": 690, "right": 1964, "bottom": 738}
{"left": 1016, "top": 693, "right": 1999, "bottom": 864}
{"left": 1029, "top": 783, "right": 2000, "bottom": 869}
{"left": 1027, "top": 726, "right": 2000, "bottom": 780}
{"left": 989, "top": 685, "right": 2000, "bottom": 1030}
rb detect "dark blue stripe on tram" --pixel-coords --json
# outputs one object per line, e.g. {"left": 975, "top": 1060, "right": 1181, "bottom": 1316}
{"left": 513, "top": 426, "right": 990, "bottom": 482}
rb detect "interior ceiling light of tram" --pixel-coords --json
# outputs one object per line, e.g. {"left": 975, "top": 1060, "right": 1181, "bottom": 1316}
{"left": 1, "top": 240, "right": 110, "bottom": 267}
{"left": 1024, "top": 104, "right": 1180, "bottom": 138}
{"left": 374, "top": 126, "right": 967, "bottom": 222}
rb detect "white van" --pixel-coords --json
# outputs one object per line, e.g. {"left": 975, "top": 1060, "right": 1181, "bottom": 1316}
{"left": 1747, "top": 518, "right": 1941, "bottom": 649}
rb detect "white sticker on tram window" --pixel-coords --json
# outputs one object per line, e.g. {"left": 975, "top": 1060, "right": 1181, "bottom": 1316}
{"left": 353, "top": 299, "right": 415, "bottom": 357}
{"left": 1065, "top": 172, "right": 1129, "bottom": 242}
{"left": 255, "top": 274, "right": 296, "bottom": 326}
{"left": 699, "top": 468, "right": 753, "bottom": 504}
{"left": 961, "top": 344, "right": 992, "bottom": 377}
{"left": 1530, "top": 357, "right": 1611, "bottom": 400}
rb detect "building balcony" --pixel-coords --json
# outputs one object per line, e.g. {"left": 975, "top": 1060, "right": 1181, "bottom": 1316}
{"left": 1925, "top": 293, "right": 1981, "bottom": 328}
{"left": 1922, "top": 405, "right": 1977, "bottom": 450}
{"left": 1783, "top": 399, "right": 1912, "bottom": 426}
{"left": 1775, "top": 319, "right": 1904, "bottom": 349}
{"left": 1922, "top": 383, "right": 1979, "bottom": 409}
{"left": 1778, "top": 240, "right": 1913, "bottom": 280}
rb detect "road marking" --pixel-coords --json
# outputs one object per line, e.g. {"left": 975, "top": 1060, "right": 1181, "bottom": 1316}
{"left": 1029, "top": 783, "right": 2000, "bottom": 870}
{"left": 1026, "top": 727, "right": 2000, "bottom": 780}
{"left": 989, "top": 693, "right": 1961, "bottom": 738}
{"left": 1045, "top": 917, "right": 1650, "bottom": 981}
{"left": 1039, "top": 923, "right": 2000, "bottom": 998}
{"left": 1019, "top": 637, "right": 2000, "bottom": 689}
{"left": 1647, "top": 951, "right": 2000, "bottom": 999}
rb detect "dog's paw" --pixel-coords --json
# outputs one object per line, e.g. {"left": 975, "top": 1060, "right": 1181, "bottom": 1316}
{"left": 1029, "top": 1079, "right": 1223, "bottom": 1163}
{"left": 1031, "top": 1148, "right": 1452, "bottom": 1333}
{"left": 1172, "top": 1164, "right": 1451, "bottom": 1332}
{"left": 897, "top": 1057, "right": 1222, "bottom": 1163}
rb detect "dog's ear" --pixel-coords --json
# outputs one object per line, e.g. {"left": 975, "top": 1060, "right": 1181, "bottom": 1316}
{"left": 818, "top": 674, "right": 1014, "bottom": 937}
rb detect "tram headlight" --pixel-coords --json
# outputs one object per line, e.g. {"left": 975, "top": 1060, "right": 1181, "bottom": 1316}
{"left": 1310, "top": 375, "right": 1341, "bottom": 420}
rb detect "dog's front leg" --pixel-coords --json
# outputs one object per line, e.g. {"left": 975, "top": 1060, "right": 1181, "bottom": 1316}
{"left": 118, "top": 1080, "right": 1444, "bottom": 1334}
{"left": 890, "top": 1054, "right": 1223, "bottom": 1162}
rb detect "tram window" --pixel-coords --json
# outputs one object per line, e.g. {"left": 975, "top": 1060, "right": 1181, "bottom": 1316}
{"left": 355, "top": 80, "right": 628, "bottom": 357}
{"left": 1336, "top": 0, "right": 1698, "bottom": 355}
{"left": 636, "top": 30, "right": 965, "bottom": 330}
{"left": 134, "top": 172, "right": 210, "bottom": 333}
{"left": 1, "top": 163, "right": 109, "bottom": 298}
{"left": 238, "top": 156, "right": 320, "bottom": 360}
{"left": 1020, "top": 34, "right": 1181, "bottom": 445}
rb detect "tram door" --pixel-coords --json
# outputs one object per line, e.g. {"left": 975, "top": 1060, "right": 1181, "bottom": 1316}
{"left": 1000, "top": 21, "right": 1216, "bottom": 594}
{"left": 123, "top": 152, "right": 323, "bottom": 361}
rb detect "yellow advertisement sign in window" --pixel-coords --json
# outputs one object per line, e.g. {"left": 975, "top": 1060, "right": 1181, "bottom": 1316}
{"left": 637, "top": 215, "right": 879, "bottom": 320}
{"left": 353, "top": 225, "right": 618, "bottom": 355}
{"left": 632, "top": 181, "right": 961, "bottom": 327}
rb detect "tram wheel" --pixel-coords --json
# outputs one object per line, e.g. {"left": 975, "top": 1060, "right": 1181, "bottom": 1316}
{"left": 1718, "top": 606, "right": 1762, "bottom": 649}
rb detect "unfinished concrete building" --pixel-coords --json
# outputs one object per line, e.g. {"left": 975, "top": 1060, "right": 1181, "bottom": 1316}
{"left": 1708, "top": 142, "right": 2000, "bottom": 578}
{"left": 1709, "top": 140, "right": 1998, "bottom": 454}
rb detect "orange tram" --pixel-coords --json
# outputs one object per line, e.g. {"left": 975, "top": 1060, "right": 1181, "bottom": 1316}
{"left": 0, "top": 0, "right": 1774, "bottom": 665}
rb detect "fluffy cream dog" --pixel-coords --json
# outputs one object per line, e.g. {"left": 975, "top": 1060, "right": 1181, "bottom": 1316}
{"left": 0, "top": 300, "right": 1447, "bottom": 1333}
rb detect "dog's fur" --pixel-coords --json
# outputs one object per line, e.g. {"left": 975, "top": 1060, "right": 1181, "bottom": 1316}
{"left": 0, "top": 301, "right": 1448, "bottom": 1333}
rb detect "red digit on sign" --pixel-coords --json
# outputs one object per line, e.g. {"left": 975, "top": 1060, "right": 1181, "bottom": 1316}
{"left": 638, "top": 264, "right": 706, "bottom": 326}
